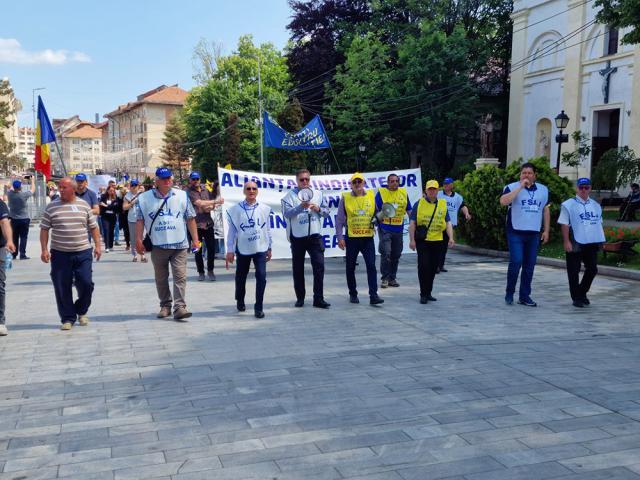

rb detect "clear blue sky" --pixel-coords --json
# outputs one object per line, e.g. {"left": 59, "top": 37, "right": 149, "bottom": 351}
{"left": 2, "top": 0, "right": 292, "bottom": 127}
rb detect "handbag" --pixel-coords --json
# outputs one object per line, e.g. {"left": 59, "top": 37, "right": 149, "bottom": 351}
{"left": 415, "top": 201, "right": 439, "bottom": 242}
{"left": 142, "top": 195, "right": 170, "bottom": 252}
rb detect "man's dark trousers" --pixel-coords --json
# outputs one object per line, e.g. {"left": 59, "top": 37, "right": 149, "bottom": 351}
{"left": 291, "top": 233, "right": 325, "bottom": 302}
{"left": 438, "top": 229, "right": 450, "bottom": 270}
{"left": 235, "top": 251, "right": 267, "bottom": 311}
{"left": 417, "top": 240, "right": 444, "bottom": 297}
{"left": 345, "top": 236, "right": 377, "bottom": 298}
{"left": 50, "top": 248, "right": 94, "bottom": 324}
{"left": 378, "top": 228, "right": 403, "bottom": 281}
{"left": 11, "top": 218, "right": 30, "bottom": 259}
{"left": 195, "top": 226, "right": 216, "bottom": 274}
{"left": 566, "top": 243, "right": 599, "bottom": 301}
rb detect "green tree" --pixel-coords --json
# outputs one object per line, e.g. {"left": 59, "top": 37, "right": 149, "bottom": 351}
{"left": 222, "top": 112, "right": 241, "bottom": 169}
{"left": 160, "top": 114, "right": 191, "bottom": 183}
{"left": 182, "top": 35, "right": 290, "bottom": 173}
{"left": 596, "top": 0, "right": 640, "bottom": 44}
{"left": 269, "top": 98, "right": 308, "bottom": 174}
{"left": 561, "top": 130, "right": 591, "bottom": 176}
{"left": 0, "top": 80, "right": 21, "bottom": 176}
{"left": 593, "top": 147, "right": 640, "bottom": 193}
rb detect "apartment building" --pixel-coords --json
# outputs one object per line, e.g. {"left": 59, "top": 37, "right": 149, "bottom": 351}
{"left": 52, "top": 116, "right": 104, "bottom": 174}
{"left": 16, "top": 127, "right": 35, "bottom": 168}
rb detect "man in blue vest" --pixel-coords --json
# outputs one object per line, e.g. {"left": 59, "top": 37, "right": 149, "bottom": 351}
{"left": 135, "top": 167, "right": 199, "bottom": 321}
{"left": 500, "top": 162, "right": 550, "bottom": 307}
{"left": 437, "top": 177, "right": 471, "bottom": 272}
{"left": 558, "top": 178, "right": 605, "bottom": 308}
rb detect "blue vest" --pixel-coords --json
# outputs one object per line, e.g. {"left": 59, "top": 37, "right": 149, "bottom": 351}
{"left": 227, "top": 202, "right": 272, "bottom": 255}
{"left": 506, "top": 182, "right": 548, "bottom": 232}
{"left": 137, "top": 188, "right": 189, "bottom": 247}
{"left": 560, "top": 197, "right": 605, "bottom": 244}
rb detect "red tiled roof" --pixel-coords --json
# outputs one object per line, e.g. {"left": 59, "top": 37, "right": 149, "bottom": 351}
{"left": 65, "top": 124, "right": 102, "bottom": 139}
{"left": 105, "top": 85, "right": 189, "bottom": 118}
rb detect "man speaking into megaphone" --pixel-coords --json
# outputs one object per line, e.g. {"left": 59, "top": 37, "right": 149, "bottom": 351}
{"left": 375, "top": 173, "right": 413, "bottom": 289}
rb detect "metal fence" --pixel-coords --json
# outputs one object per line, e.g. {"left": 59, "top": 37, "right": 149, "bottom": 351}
{"left": 2, "top": 176, "right": 49, "bottom": 221}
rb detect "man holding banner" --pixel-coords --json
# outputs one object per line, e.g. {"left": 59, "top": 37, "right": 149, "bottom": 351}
{"left": 375, "top": 173, "right": 412, "bottom": 288}
{"left": 336, "top": 173, "right": 384, "bottom": 306}
{"left": 281, "top": 169, "right": 330, "bottom": 309}
{"left": 226, "top": 181, "right": 273, "bottom": 319}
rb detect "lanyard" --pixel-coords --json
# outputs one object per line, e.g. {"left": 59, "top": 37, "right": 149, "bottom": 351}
{"left": 242, "top": 201, "right": 257, "bottom": 227}
{"left": 574, "top": 197, "right": 590, "bottom": 218}
{"left": 526, "top": 186, "right": 536, "bottom": 202}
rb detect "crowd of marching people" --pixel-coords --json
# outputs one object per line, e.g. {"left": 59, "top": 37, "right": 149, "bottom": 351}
{"left": 0, "top": 162, "right": 621, "bottom": 335}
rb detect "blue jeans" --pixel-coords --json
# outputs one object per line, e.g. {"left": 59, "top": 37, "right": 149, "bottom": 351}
{"left": 235, "top": 251, "right": 267, "bottom": 311}
{"left": 345, "top": 236, "right": 378, "bottom": 298}
{"left": 50, "top": 248, "right": 94, "bottom": 324}
{"left": 506, "top": 229, "right": 540, "bottom": 299}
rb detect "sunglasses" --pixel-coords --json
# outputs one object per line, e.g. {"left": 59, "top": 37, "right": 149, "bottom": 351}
{"left": 245, "top": 187, "right": 258, "bottom": 191}
{"left": 298, "top": 177, "right": 310, "bottom": 182}
{"left": 352, "top": 179, "right": 363, "bottom": 184}
{"left": 578, "top": 185, "right": 591, "bottom": 190}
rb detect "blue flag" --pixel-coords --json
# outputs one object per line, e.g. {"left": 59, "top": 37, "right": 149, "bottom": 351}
{"left": 263, "top": 111, "right": 331, "bottom": 150}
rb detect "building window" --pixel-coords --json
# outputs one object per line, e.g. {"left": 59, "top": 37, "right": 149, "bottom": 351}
{"left": 605, "top": 27, "right": 619, "bottom": 56}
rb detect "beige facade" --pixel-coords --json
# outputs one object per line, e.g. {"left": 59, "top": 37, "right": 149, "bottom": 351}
{"left": 104, "top": 84, "right": 188, "bottom": 177}
{"left": 52, "top": 116, "right": 104, "bottom": 174}
{"left": 16, "top": 127, "right": 35, "bottom": 168}
{"left": 507, "top": 0, "right": 640, "bottom": 180}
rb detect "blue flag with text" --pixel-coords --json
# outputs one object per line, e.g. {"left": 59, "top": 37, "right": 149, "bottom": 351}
{"left": 263, "top": 111, "right": 331, "bottom": 150}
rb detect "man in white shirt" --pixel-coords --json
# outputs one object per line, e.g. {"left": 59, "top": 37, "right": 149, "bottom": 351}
{"left": 558, "top": 178, "right": 605, "bottom": 308}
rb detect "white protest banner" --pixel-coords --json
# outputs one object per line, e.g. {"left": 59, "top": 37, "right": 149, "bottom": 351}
{"left": 87, "top": 174, "right": 116, "bottom": 193}
{"left": 218, "top": 167, "right": 423, "bottom": 259}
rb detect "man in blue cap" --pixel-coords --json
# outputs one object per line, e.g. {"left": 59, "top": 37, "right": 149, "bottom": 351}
{"left": 187, "top": 171, "right": 224, "bottom": 281}
{"left": 7, "top": 176, "right": 35, "bottom": 260}
{"left": 558, "top": 178, "right": 605, "bottom": 308}
{"left": 74, "top": 173, "right": 99, "bottom": 216}
{"left": 135, "top": 167, "right": 199, "bottom": 321}
{"left": 437, "top": 177, "right": 471, "bottom": 272}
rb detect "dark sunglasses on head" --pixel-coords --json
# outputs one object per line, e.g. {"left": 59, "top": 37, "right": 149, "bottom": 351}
{"left": 245, "top": 187, "right": 258, "bottom": 191}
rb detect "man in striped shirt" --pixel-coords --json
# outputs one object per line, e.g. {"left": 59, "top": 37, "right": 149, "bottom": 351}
{"left": 40, "top": 177, "right": 102, "bottom": 331}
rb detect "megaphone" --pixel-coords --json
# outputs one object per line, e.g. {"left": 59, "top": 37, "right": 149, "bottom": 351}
{"left": 297, "top": 188, "right": 314, "bottom": 202}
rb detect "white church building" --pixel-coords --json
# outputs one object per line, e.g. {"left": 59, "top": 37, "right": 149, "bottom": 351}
{"left": 507, "top": 0, "right": 640, "bottom": 178}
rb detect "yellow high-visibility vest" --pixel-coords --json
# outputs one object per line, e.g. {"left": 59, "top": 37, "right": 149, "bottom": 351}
{"left": 416, "top": 198, "right": 447, "bottom": 241}
{"left": 343, "top": 190, "right": 375, "bottom": 237}
{"left": 378, "top": 187, "right": 408, "bottom": 226}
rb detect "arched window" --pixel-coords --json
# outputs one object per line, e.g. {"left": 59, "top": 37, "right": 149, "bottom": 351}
{"left": 528, "top": 31, "right": 565, "bottom": 73}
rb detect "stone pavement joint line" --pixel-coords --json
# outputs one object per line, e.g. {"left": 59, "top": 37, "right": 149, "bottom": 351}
{"left": 1, "top": 230, "right": 640, "bottom": 479}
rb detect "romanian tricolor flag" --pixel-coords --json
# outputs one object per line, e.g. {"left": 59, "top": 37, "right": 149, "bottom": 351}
{"left": 35, "top": 96, "right": 56, "bottom": 180}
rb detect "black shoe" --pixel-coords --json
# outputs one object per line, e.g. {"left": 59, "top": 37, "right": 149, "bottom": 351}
{"left": 420, "top": 296, "right": 428, "bottom": 304}
{"left": 388, "top": 279, "right": 400, "bottom": 287}
{"left": 254, "top": 310, "right": 265, "bottom": 319}
{"left": 369, "top": 296, "right": 384, "bottom": 305}
{"left": 237, "top": 302, "right": 246, "bottom": 312}
{"left": 505, "top": 294, "right": 514, "bottom": 305}
{"left": 572, "top": 300, "right": 585, "bottom": 308}
{"left": 294, "top": 299, "right": 304, "bottom": 308}
{"left": 349, "top": 295, "right": 360, "bottom": 304}
{"left": 426, "top": 295, "right": 437, "bottom": 301}
{"left": 581, "top": 297, "right": 590, "bottom": 305}
{"left": 19, "top": 255, "right": 29, "bottom": 260}
{"left": 313, "top": 300, "right": 330, "bottom": 309}
{"left": 517, "top": 297, "right": 537, "bottom": 307}
{"left": 435, "top": 268, "right": 441, "bottom": 274}
{"left": 439, "top": 268, "right": 448, "bottom": 273}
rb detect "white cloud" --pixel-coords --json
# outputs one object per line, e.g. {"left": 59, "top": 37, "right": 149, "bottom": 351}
{"left": 0, "top": 38, "right": 91, "bottom": 65}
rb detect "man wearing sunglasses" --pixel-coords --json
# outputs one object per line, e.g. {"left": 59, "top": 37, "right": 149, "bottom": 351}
{"left": 336, "top": 172, "right": 384, "bottom": 305}
{"left": 226, "top": 181, "right": 273, "bottom": 319}
{"left": 558, "top": 178, "right": 605, "bottom": 308}
{"left": 281, "top": 169, "right": 330, "bottom": 309}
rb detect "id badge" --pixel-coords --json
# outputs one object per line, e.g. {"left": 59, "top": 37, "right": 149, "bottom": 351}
{"left": 358, "top": 209, "right": 366, "bottom": 216}
{"left": 70, "top": 205, "right": 79, "bottom": 213}
{"left": 526, "top": 204, "right": 540, "bottom": 213}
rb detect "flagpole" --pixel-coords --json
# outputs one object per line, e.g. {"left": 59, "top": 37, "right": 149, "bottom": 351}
{"left": 54, "top": 140, "right": 68, "bottom": 176}
{"left": 258, "top": 56, "right": 264, "bottom": 173}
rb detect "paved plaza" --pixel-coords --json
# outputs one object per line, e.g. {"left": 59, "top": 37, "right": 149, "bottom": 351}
{"left": 2, "top": 226, "right": 640, "bottom": 480}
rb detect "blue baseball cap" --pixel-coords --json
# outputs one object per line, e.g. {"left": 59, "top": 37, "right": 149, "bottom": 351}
{"left": 189, "top": 172, "right": 200, "bottom": 180}
{"left": 130, "top": 179, "right": 139, "bottom": 186}
{"left": 12, "top": 180, "right": 21, "bottom": 189}
{"left": 577, "top": 177, "right": 591, "bottom": 186}
{"left": 155, "top": 167, "right": 172, "bottom": 179}
{"left": 75, "top": 173, "right": 87, "bottom": 182}
{"left": 443, "top": 177, "right": 454, "bottom": 185}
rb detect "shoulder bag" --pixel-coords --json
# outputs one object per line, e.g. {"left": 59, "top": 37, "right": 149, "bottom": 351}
{"left": 142, "top": 195, "right": 170, "bottom": 252}
{"left": 415, "top": 201, "right": 439, "bottom": 242}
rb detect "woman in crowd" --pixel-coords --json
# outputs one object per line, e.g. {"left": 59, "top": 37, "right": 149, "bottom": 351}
{"left": 99, "top": 185, "right": 119, "bottom": 252}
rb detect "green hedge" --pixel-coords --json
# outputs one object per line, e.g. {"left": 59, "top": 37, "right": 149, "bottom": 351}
{"left": 457, "top": 157, "right": 574, "bottom": 250}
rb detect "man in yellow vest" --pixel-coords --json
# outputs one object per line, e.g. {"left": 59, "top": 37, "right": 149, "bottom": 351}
{"left": 376, "top": 173, "right": 412, "bottom": 288}
{"left": 336, "top": 172, "right": 384, "bottom": 305}
{"left": 409, "top": 180, "right": 455, "bottom": 304}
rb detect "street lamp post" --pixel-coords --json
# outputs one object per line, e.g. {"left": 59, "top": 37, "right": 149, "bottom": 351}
{"left": 555, "top": 110, "right": 570, "bottom": 173}
{"left": 358, "top": 144, "right": 366, "bottom": 171}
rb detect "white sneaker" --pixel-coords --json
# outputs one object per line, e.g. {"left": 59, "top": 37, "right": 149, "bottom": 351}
{"left": 78, "top": 315, "right": 90, "bottom": 326}
{"left": 0, "top": 325, "right": 7, "bottom": 336}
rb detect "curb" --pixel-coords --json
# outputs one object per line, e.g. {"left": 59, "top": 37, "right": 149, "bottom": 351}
{"left": 452, "top": 244, "right": 640, "bottom": 282}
